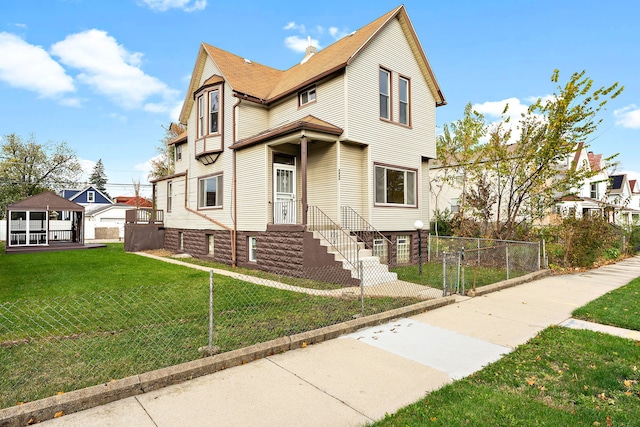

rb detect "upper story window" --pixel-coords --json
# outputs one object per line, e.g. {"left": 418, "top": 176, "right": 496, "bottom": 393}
{"left": 209, "top": 90, "right": 219, "bottom": 133}
{"left": 175, "top": 144, "right": 183, "bottom": 162}
{"left": 299, "top": 85, "right": 316, "bottom": 106}
{"left": 590, "top": 182, "right": 599, "bottom": 199}
{"left": 196, "top": 85, "right": 222, "bottom": 139}
{"left": 379, "top": 68, "right": 391, "bottom": 120}
{"left": 198, "top": 173, "right": 223, "bottom": 209}
{"left": 87, "top": 191, "right": 95, "bottom": 203}
{"left": 374, "top": 164, "right": 416, "bottom": 206}
{"left": 167, "top": 181, "right": 172, "bottom": 213}
{"left": 399, "top": 76, "right": 410, "bottom": 125}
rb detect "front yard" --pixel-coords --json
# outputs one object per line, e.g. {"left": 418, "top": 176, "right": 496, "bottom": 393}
{"left": 0, "top": 243, "right": 419, "bottom": 409}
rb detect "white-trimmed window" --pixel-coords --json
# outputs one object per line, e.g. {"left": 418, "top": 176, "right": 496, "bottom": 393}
{"left": 379, "top": 68, "right": 391, "bottom": 120}
{"left": 198, "top": 174, "right": 223, "bottom": 208}
{"left": 373, "top": 238, "right": 388, "bottom": 263}
{"left": 299, "top": 85, "right": 316, "bottom": 106}
{"left": 248, "top": 236, "right": 257, "bottom": 262}
{"left": 396, "top": 235, "right": 410, "bottom": 263}
{"left": 87, "top": 191, "right": 95, "bottom": 203}
{"left": 450, "top": 198, "right": 460, "bottom": 213}
{"left": 375, "top": 165, "right": 416, "bottom": 206}
{"left": 209, "top": 89, "right": 219, "bottom": 134}
{"left": 399, "top": 76, "right": 410, "bottom": 125}
{"left": 197, "top": 94, "right": 205, "bottom": 138}
{"left": 167, "top": 181, "right": 172, "bottom": 213}
{"left": 196, "top": 86, "right": 222, "bottom": 139}
{"left": 207, "top": 234, "right": 214, "bottom": 255}
{"left": 175, "top": 144, "right": 183, "bottom": 162}
{"left": 590, "top": 182, "right": 599, "bottom": 199}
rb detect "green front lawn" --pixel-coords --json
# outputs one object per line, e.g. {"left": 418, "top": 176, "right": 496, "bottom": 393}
{"left": 373, "top": 327, "right": 640, "bottom": 426}
{"left": 572, "top": 277, "right": 640, "bottom": 331}
{"left": 372, "top": 275, "right": 640, "bottom": 426}
{"left": 0, "top": 243, "right": 420, "bottom": 409}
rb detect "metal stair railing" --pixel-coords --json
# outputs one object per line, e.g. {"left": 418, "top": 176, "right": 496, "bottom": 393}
{"left": 308, "top": 206, "right": 360, "bottom": 270}
{"left": 340, "top": 206, "right": 393, "bottom": 264}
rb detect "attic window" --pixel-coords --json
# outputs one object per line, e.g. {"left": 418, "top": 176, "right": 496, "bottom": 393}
{"left": 299, "top": 85, "right": 316, "bottom": 107}
{"left": 87, "top": 191, "right": 95, "bottom": 203}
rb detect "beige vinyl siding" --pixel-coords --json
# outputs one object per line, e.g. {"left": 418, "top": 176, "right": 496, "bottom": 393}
{"left": 344, "top": 17, "right": 436, "bottom": 230}
{"left": 236, "top": 144, "right": 269, "bottom": 230}
{"left": 307, "top": 142, "right": 338, "bottom": 220}
{"left": 268, "top": 74, "right": 346, "bottom": 129}
{"left": 168, "top": 55, "right": 235, "bottom": 231}
{"left": 237, "top": 102, "right": 269, "bottom": 140}
{"left": 339, "top": 143, "right": 366, "bottom": 217}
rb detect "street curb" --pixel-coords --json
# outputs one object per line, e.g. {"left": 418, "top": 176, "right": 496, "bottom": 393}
{"left": 0, "top": 296, "right": 456, "bottom": 427}
{"left": 467, "top": 269, "right": 553, "bottom": 297}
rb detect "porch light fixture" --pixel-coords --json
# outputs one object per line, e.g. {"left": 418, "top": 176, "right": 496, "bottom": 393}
{"left": 414, "top": 220, "right": 424, "bottom": 275}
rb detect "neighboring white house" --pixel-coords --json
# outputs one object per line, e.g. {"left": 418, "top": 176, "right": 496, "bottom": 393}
{"left": 84, "top": 204, "right": 132, "bottom": 240}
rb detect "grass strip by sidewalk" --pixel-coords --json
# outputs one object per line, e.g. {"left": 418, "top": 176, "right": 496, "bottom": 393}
{"left": 572, "top": 277, "right": 640, "bottom": 331}
{"left": 372, "top": 327, "right": 640, "bottom": 426}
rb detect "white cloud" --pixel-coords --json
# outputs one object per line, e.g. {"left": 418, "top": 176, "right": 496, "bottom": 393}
{"left": 13, "top": 23, "right": 27, "bottom": 29}
{"left": 614, "top": 105, "right": 640, "bottom": 129}
{"left": 78, "top": 158, "right": 97, "bottom": 182}
{"left": 140, "top": 0, "right": 206, "bottom": 12}
{"left": 283, "top": 22, "right": 306, "bottom": 33}
{"left": 328, "top": 26, "right": 350, "bottom": 40}
{"left": 50, "top": 29, "right": 180, "bottom": 111}
{"left": 0, "top": 32, "right": 75, "bottom": 98}
{"left": 59, "top": 97, "right": 82, "bottom": 107}
{"left": 284, "top": 35, "right": 320, "bottom": 53}
{"left": 134, "top": 156, "right": 158, "bottom": 174}
{"left": 473, "top": 97, "right": 544, "bottom": 144}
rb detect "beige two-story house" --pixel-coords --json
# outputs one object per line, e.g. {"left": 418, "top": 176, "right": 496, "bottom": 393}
{"left": 141, "top": 5, "right": 445, "bottom": 281}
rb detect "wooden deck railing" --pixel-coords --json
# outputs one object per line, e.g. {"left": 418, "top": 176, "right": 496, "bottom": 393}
{"left": 125, "top": 209, "right": 164, "bottom": 224}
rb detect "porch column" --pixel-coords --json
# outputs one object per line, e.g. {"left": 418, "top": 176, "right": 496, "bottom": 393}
{"left": 301, "top": 135, "right": 308, "bottom": 226}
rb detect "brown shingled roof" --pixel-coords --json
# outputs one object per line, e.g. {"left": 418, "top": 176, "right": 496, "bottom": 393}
{"left": 180, "top": 5, "right": 444, "bottom": 123}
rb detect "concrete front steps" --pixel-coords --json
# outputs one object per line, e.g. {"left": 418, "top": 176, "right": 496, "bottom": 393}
{"left": 313, "top": 231, "right": 398, "bottom": 286}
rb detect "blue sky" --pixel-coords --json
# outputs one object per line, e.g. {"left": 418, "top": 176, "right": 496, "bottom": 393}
{"left": 1, "top": 0, "right": 638, "bottom": 197}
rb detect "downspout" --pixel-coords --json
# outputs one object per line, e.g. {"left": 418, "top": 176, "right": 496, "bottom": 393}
{"left": 231, "top": 98, "right": 242, "bottom": 267}
{"left": 183, "top": 169, "right": 233, "bottom": 231}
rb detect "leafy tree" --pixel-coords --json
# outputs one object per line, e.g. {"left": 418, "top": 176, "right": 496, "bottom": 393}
{"left": 148, "top": 123, "right": 184, "bottom": 180}
{"left": 0, "top": 133, "right": 82, "bottom": 218}
{"left": 439, "top": 70, "right": 623, "bottom": 240}
{"left": 89, "top": 158, "right": 109, "bottom": 198}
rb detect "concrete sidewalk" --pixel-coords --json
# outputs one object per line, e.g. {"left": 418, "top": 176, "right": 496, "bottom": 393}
{"left": 31, "top": 256, "right": 640, "bottom": 426}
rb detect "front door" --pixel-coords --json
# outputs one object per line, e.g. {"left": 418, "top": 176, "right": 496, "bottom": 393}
{"left": 273, "top": 164, "right": 296, "bottom": 224}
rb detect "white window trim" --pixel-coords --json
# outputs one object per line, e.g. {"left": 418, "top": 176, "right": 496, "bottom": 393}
{"left": 396, "top": 235, "right": 410, "bottom": 264}
{"left": 299, "top": 85, "right": 316, "bottom": 106}
{"left": 379, "top": 68, "right": 391, "bottom": 120}
{"left": 87, "top": 191, "right": 95, "bottom": 203}
{"left": 209, "top": 89, "right": 219, "bottom": 134}
{"left": 374, "top": 164, "right": 417, "bottom": 207}
{"left": 198, "top": 174, "right": 223, "bottom": 209}
{"left": 399, "top": 76, "right": 410, "bottom": 125}
{"left": 248, "top": 236, "right": 257, "bottom": 262}
{"left": 167, "top": 181, "right": 172, "bottom": 213}
{"left": 175, "top": 144, "right": 182, "bottom": 162}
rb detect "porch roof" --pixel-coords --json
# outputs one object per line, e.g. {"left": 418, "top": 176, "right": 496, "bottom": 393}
{"left": 7, "top": 191, "right": 84, "bottom": 212}
{"left": 230, "top": 115, "right": 343, "bottom": 150}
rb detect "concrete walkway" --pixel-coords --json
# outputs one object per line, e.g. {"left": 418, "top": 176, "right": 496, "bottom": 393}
{"left": 31, "top": 256, "right": 640, "bottom": 426}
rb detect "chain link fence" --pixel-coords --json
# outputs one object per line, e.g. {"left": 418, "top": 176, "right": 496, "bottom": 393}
{"left": 1, "top": 261, "right": 443, "bottom": 410}
{"left": 430, "top": 235, "right": 541, "bottom": 294}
